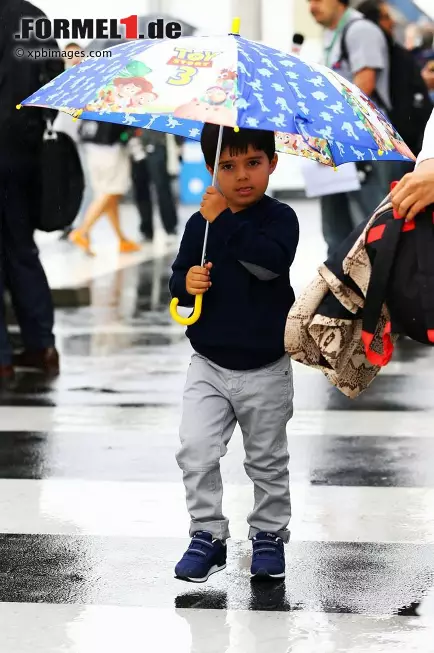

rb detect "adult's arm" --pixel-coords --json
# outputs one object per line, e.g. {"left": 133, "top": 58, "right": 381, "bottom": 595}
{"left": 346, "top": 20, "right": 389, "bottom": 102}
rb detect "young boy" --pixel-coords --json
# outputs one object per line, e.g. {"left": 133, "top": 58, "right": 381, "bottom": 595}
{"left": 169, "top": 124, "right": 299, "bottom": 582}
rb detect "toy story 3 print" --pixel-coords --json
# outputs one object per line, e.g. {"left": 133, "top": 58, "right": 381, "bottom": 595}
{"left": 320, "top": 66, "right": 415, "bottom": 160}
{"left": 275, "top": 132, "right": 334, "bottom": 165}
{"left": 84, "top": 37, "right": 239, "bottom": 127}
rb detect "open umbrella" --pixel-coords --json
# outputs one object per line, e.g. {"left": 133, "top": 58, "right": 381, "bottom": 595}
{"left": 18, "top": 17, "right": 415, "bottom": 325}
{"left": 84, "top": 13, "right": 196, "bottom": 52}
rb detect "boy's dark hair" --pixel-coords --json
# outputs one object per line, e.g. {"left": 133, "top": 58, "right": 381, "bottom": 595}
{"left": 200, "top": 123, "right": 276, "bottom": 169}
{"left": 338, "top": 0, "right": 350, "bottom": 6}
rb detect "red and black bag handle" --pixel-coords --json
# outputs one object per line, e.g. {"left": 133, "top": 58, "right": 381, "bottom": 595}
{"left": 361, "top": 199, "right": 402, "bottom": 367}
{"left": 361, "top": 185, "right": 434, "bottom": 366}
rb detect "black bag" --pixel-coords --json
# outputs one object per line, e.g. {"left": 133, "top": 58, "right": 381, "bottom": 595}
{"left": 340, "top": 19, "right": 433, "bottom": 155}
{"left": 361, "top": 203, "right": 434, "bottom": 366}
{"left": 36, "top": 118, "right": 84, "bottom": 232}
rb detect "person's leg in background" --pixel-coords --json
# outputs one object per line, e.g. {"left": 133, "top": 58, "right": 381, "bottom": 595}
{"left": 69, "top": 193, "right": 113, "bottom": 255}
{"left": 148, "top": 143, "right": 178, "bottom": 238}
{"left": 131, "top": 157, "right": 154, "bottom": 241}
{"left": 1, "top": 158, "right": 58, "bottom": 374}
{"left": 351, "top": 162, "right": 390, "bottom": 224}
{"left": 105, "top": 195, "right": 141, "bottom": 253}
{"left": 70, "top": 144, "right": 140, "bottom": 255}
{"left": 320, "top": 192, "right": 355, "bottom": 258}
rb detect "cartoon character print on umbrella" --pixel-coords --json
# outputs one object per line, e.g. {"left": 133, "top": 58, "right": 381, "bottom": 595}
{"left": 216, "top": 68, "right": 238, "bottom": 100}
{"left": 200, "top": 68, "right": 237, "bottom": 107}
{"left": 173, "top": 68, "right": 238, "bottom": 126}
{"left": 323, "top": 68, "right": 414, "bottom": 157}
{"left": 339, "top": 82, "right": 390, "bottom": 150}
{"left": 275, "top": 131, "right": 334, "bottom": 166}
{"left": 84, "top": 60, "right": 158, "bottom": 114}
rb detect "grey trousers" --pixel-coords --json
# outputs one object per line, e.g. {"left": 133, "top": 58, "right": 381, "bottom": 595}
{"left": 176, "top": 352, "right": 294, "bottom": 542}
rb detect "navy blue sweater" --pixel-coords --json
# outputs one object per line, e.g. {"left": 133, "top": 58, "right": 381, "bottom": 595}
{"left": 169, "top": 195, "right": 299, "bottom": 370}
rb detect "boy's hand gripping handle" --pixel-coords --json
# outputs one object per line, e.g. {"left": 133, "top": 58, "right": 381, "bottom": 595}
{"left": 169, "top": 124, "right": 225, "bottom": 326}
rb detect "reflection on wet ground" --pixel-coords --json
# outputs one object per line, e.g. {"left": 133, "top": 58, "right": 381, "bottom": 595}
{"left": 2, "top": 200, "right": 434, "bottom": 651}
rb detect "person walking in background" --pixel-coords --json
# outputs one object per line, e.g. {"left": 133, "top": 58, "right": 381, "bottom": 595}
{"left": 131, "top": 130, "right": 179, "bottom": 243}
{"left": 54, "top": 42, "right": 93, "bottom": 241}
{"left": 0, "top": 0, "right": 63, "bottom": 378}
{"left": 308, "top": 0, "right": 391, "bottom": 256}
{"left": 69, "top": 120, "right": 140, "bottom": 256}
{"left": 357, "top": 0, "right": 395, "bottom": 37}
{"left": 357, "top": 1, "right": 432, "bottom": 182}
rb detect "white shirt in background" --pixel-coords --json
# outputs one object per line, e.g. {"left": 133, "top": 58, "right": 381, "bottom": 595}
{"left": 417, "top": 109, "right": 434, "bottom": 166}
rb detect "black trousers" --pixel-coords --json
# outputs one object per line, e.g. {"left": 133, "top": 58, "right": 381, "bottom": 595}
{"left": 0, "top": 154, "right": 55, "bottom": 364}
{"left": 132, "top": 144, "right": 178, "bottom": 239}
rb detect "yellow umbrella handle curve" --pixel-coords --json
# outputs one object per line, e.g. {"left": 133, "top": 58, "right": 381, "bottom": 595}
{"left": 169, "top": 294, "right": 203, "bottom": 326}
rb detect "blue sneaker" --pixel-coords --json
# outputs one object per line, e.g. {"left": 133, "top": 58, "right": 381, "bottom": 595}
{"left": 175, "top": 531, "right": 227, "bottom": 583}
{"left": 251, "top": 532, "right": 286, "bottom": 580}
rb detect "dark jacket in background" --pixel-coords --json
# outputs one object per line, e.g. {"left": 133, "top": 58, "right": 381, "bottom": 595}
{"left": 0, "top": 0, "right": 64, "bottom": 155}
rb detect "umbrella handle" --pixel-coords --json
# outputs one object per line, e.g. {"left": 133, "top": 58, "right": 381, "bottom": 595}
{"left": 170, "top": 294, "right": 203, "bottom": 325}
{"left": 169, "top": 125, "right": 224, "bottom": 326}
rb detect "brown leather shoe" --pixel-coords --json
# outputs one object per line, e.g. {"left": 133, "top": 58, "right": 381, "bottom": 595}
{"left": 0, "top": 364, "right": 14, "bottom": 380}
{"left": 13, "top": 347, "right": 60, "bottom": 375}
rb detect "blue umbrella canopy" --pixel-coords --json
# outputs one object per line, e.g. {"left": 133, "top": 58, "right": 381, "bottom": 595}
{"left": 20, "top": 33, "right": 415, "bottom": 168}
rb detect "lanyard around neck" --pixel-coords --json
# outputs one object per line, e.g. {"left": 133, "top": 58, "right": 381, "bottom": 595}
{"left": 325, "top": 9, "right": 350, "bottom": 67}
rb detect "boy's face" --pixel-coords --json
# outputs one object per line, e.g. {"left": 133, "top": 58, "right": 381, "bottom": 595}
{"left": 207, "top": 145, "right": 277, "bottom": 211}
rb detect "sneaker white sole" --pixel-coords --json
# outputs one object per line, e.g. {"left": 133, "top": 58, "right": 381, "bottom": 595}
{"left": 176, "top": 563, "right": 226, "bottom": 583}
{"left": 251, "top": 570, "right": 285, "bottom": 580}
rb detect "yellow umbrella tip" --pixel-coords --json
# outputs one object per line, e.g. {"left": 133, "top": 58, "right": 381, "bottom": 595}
{"left": 16, "top": 104, "right": 22, "bottom": 110}
{"left": 231, "top": 17, "right": 241, "bottom": 34}
{"left": 234, "top": 125, "right": 240, "bottom": 132}
{"left": 378, "top": 150, "right": 384, "bottom": 156}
